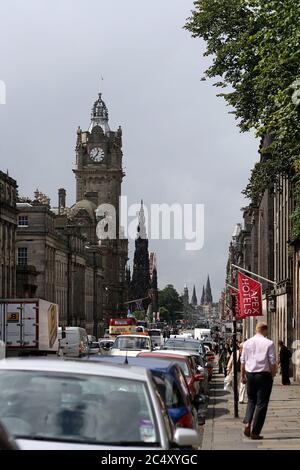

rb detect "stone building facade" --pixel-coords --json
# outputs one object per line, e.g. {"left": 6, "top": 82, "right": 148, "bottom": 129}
{"left": 224, "top": 135, "right": 299, "bottom": 381}
{"left": 16, "top": 194, "right": 103, "bottom": 336}
{"left": 0, "top": 171, "right": 17, "bottom": 298}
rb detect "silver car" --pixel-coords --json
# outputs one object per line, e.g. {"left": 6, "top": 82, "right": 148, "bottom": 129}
{"left": 0, "top": 359, "right": 199, "bottom": 450}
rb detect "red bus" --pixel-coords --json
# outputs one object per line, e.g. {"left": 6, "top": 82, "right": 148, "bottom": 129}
{"left": 108, "top": 317, "right": 137, "bottom": 336}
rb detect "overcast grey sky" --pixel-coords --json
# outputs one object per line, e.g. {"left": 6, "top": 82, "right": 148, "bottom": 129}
{"left": 0, "top": 0, "right": 258, "bottom": 301}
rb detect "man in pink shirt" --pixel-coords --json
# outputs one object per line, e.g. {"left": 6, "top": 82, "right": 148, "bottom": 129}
{"left": 240, "top": 322, "right": 277, "bottom": 440}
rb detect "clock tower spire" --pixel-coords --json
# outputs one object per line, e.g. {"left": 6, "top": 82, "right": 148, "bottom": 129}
{"left": 89, "top": 93, "right": 110, "bottom": 134}
{"left": 73, "top": 93, "right": 124, "bottom": 213}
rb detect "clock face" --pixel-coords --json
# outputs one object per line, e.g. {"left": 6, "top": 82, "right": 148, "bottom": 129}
{"left": 89, "top": 146, "right": 104, "bottom": 162}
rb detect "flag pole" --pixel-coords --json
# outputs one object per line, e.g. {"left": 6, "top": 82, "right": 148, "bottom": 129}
{"left": 231, "top": 264, "right": 276, "bottom": 285}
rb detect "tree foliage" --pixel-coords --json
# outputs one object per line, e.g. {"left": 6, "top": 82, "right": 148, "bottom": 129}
{"left": 185, "top": 0, "right": 300, "bottom": 238}
{"left": 158, "top": 285, "right": 183, "bottom": 323}
{"left": 158, "top": 306, "right": 170, "bottom": 323}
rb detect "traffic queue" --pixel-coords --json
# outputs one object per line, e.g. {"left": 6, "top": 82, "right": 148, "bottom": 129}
{"left": 0, "top": 318, "right": 216, "bottom": 450}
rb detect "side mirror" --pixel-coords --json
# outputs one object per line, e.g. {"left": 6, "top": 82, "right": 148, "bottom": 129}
{"left": 173, "top": 428, "right": 199, "bottom": 447}
{"left": 61, "top": 331, "right": 66, "bottom": 339}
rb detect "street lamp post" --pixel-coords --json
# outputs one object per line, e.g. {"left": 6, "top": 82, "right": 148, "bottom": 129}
{"left": 232, "top": 296, "right": 239, "bottom": 419}
{"left": 92, "top": 250, "right": 97, "bottom": 338}
{"left": 85, "top": 245, "right": 100, "bottom": 339}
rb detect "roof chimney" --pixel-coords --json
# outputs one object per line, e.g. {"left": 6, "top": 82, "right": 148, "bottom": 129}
{"left": 58, "top": 188, "right": 66, "bottom": 214}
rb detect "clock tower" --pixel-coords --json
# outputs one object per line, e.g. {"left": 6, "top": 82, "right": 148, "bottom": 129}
{"left": 73, "top": 93, "right": 124, "bottom": 222}
{"left": 71, "top": 93, "right": 128, "bottom": 319}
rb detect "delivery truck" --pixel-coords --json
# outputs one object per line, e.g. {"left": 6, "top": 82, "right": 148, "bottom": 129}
{"left": 194, "top": 328, "right": 211, "bottom": 341}
{"left": 0, "top": 299, "right": 59, "bottom": 356}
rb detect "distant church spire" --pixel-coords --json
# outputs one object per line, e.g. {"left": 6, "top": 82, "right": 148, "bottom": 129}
{"left": 130, "top": 200, "right": 150, "bottom": 303}
{"left": 191, "top": 285, "right": 197, "bottom": 306}
{"left": 201, "top": 285, "right": 205, "bottom": 305}
{"left": 205, "top": 275, "right": 213, "bottom": 304}
{"left": 183, "top": 284, "right": 189, "bottom": 307}
{"left": 137, "top": 200, "right": 147, "bottom": 239}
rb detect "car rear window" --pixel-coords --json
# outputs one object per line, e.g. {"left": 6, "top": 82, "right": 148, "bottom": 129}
{"left": 0, "top": 371, "right": 159, "bottom": 446}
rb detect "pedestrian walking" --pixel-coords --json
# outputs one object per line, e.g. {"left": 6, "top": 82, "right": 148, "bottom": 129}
{"left": 222, "top": 343, "right": 231, "bottom": 377}
{"left": 238, "top": 342, "right": 246, "bottom": 404}
{"left": 278, "top": 340, "right": 292, "bottom": 385}
{"left": 225, "top": 341, "right": 246, "bottom": 402}
{"left": 241, "top": 322, "right": 277, "bottom": 440}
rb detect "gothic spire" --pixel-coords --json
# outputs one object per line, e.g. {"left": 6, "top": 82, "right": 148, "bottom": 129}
{"left": 205, "top": 275, "right": 213, "bottom": 304}
{"left": 191, "top": 285, "right": 197, "bottom": 306}
{"left": 137, "top": 200, "right": 147, "bottom": 239}
{"left": 130, "top": 201, "right": 150, "bottom": 303}
{"left": 201, "top": 285, "right": 205, "bottom": 305}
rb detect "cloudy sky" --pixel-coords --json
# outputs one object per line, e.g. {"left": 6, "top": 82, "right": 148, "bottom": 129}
{"left": 0, "top": 0, "right": 258, "bottom": 301}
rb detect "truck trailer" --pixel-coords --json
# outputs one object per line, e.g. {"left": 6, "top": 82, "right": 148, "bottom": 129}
{"left": 0, "top": 299, "right": 59, "bottom": 356}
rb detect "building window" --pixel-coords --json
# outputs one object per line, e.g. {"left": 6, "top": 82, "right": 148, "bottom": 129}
{"left": 18, "top": 216, "right": 29, "bottom": 227}
{"left": 18, "top": 247, "right": 28, "bottom": 266}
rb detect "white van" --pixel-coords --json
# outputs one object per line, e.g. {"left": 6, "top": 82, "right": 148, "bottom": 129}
{"left": 58, "top": 327, "right": 89, "bottom": 357}
{"left": 148, "top": 329, "right": 163, "bottom": 348}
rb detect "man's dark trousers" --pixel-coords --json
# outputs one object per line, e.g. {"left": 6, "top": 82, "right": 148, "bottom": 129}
{"left": 245, "top": 372, "right": 273, "bottom": 435}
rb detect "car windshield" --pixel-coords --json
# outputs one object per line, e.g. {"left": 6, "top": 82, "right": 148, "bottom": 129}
{"left": 164, "top": 340, "right": 200, "bottom": 352}
{"left": 0, "top": 371, "right": 159, "bottom": 446}
{"left": 148, "top": 331, "right": 161, "bottom": 337}
{"left": 113, "top": 337, "right": 151, "bottom": 350}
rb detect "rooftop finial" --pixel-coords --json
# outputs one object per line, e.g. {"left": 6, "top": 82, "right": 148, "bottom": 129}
{"left": 137, "top": 200, "right": 147, "bottom": 239}
{"left": 89, "top": 91, "right": 110, "bottom": 134}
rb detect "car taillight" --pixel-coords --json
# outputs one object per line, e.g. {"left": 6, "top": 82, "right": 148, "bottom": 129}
{"left": 176, "top": 412, "right": 194, "bottom": 429}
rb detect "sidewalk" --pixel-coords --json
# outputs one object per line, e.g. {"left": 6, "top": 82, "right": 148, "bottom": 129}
{"left": 201, "top": 372, "right": 300, "bottom": 450}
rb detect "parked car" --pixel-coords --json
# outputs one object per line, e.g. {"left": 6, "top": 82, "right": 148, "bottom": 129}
{"left": 87, "top": 355, "right": 199, "bottom": 433}
{"left": 148, "top": 329, "right": 163, "bottom": 348}
{"left": 162, "top": 338, "right": 205, "bottom": 355}
{"left": 110, "top": 334, "right": 152, "bottom": 357}
{"left": 154, "top": 349, "right": 209, "bottom": 396}
{"left": 0, "top": 358, "right": 199, "bottom": 449}
{"left": 58, "top": 327, "right": 89, "bottom": 358}
{"left": 98, "top": 338, "right": 114, "bottom": 354}
{"left": 88, "top": 342, "right": 100, "bottom": 355}
{"left": 162, "top": 338, "right": 212, "bottom": 381}
{"left": 202, "top": 344, "right": 215, "bottom": 379}
{"left": 138, "top": 351, "right": 202, "bottom": 404}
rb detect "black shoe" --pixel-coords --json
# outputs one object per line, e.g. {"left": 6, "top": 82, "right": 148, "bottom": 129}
{"left": 250, "top": 433, "right": 263, "bottom": 440}
{"left": 244, "top": 426, "right": 251, "bottom": 437}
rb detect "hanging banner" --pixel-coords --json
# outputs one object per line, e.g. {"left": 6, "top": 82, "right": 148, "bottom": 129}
{"left": 238, "top": 272, "right": 263, "bottom": 318}
{"left": 230, "top": 288, "right": 244, "bottom": 320}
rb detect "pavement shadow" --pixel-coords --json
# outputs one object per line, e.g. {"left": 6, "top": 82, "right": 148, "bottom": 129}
{"left": 212, "top": 398, "right": 227, "bottom": 405}
{"left": 205, "top": 407, "right": 230, "bottom": 420}
{"left": 212, "top": 389, "right": 229, "bottom": 397}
